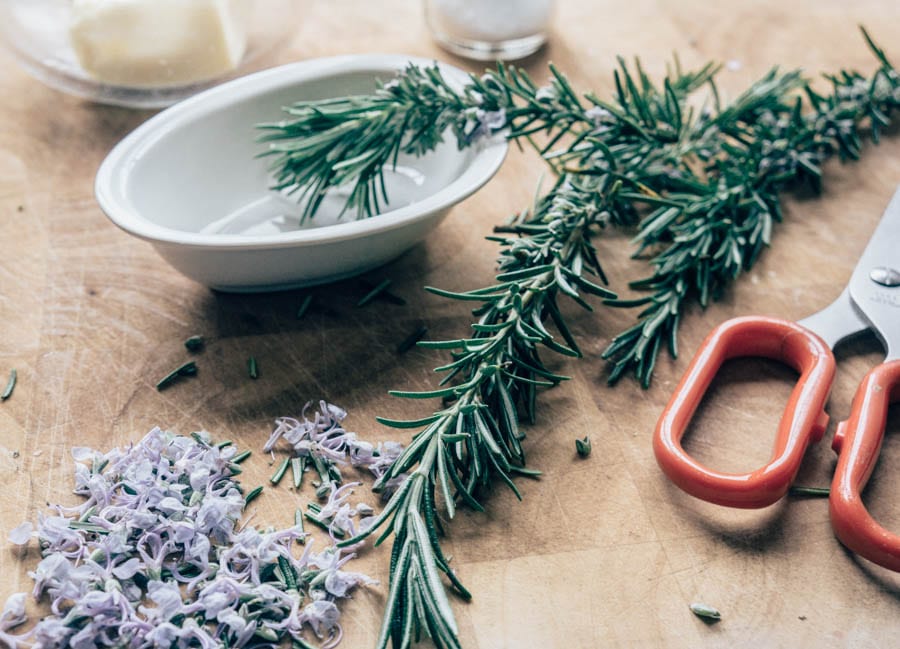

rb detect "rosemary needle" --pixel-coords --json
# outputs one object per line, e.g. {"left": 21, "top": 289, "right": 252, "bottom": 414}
{"left": 690, "top": 603, "right": 722, "bottom": 621}
{"left": 244, "top": 486, "right": 264, "bottom": 507}
{"left": 359, "top": 279, "right": 407, "bottom": 305}
{"left": 291, "top": 456, "right": 305, "bottom": 489}
{"left": 356, "top": 278, "right": 392, "bottom": 307}
{"left": 248, "top": 356, "right": 259, "bottom": 379}
{"left": 155, "top": 361, "right": 197, "bottom": 390}
{"left": 303, "top": 509, "right": 346, "bottom": 538}
{"left": 296, "top": 294, "right": 314, "bottom": 319}
{"left": 232, "top": 450, "right": 252, "bottom": 464}
{"left": 270, "top": 458, "right": 290, "bottom": 485}
{"left": 789, "top": 486, "right": 830, "bottom": 497}
{"left": 396, "top": 325, "right": 428, "bottom": 354}
{"left": 294, "top": 508, "right": 305, "bottom": 533}
{"left": 184, "top": 335, "right": 204, "bottom": 352}
{"left": 575, "top": 436, "right": 592, "bottom": 458}
{"left": 1, "top": 368, "right": 16, "bottom": 400}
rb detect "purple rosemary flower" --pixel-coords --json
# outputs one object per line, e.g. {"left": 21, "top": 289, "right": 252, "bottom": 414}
{"left": 463, "top": 107, "right": 508, "bottom": 143}
{"left": 264, "top": 401, "right": 406, "bottom": 497}
{"left": 7, "top": 425, "right": 378, "bottom": 649}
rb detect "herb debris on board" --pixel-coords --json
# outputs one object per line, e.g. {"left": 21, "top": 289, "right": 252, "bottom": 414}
{"left": 258, "top": 29, "right": 900, "bottom": 649}
{"left": 2, "top": 422, "right": 380, "bottom": 649}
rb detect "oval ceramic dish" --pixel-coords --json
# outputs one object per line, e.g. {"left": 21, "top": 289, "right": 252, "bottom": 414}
{"left": 95, "top": 54, "right": 508, "bottom": 292}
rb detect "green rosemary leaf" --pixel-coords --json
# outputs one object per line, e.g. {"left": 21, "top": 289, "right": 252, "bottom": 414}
{"left": 68, "top": 521, "right": 109, "bottom": 534}
{"left": 303, "top": 510, "right": 346, "bottom": 538}
{"left": 507, "top": 466, "right": 542, "bottom": 477}
{"left": 232, "top": 450, "right": 251, "bottom": 464}
{"left": 296, "top": 294, "right": 314, "bottom": 319}
{"left": 376, "top": 414, "right": 443, "bottom": 429}
{"left": 789, "top": 485, "right": 830, "bottom": 497}
{"left": 360, "top": 279, "right": 408, "bottom": 306}
{"left": 357, "top": 278, "right": 393, "bottom": 307}
{"left": 416, "top": 339, "right": 468, "bottom": 350}
{"left": 184, "top": 335, "right": 204, "bottom": 352}
{"left": 270, "top": 458, "right": 290, "bottom": 485}
{"left": 576, "top": 436, "right": 592, "bottom": 457}
{"left": 155, "top": 361, "right": 197, "bottom": 390}
{"left": 244, "top": 486, "right": 263, "bottom": 507}
{"left": 690, "top": 603, "right": 722, "bottom": 621}
{"left": 1, "top": 368, "right": 16, "bottom": 401}
{"left": 374, "top": 540, "right": 413, "bottom": 649}
{"left": 397, "top": 326, "right": 428, "bottom": 354}
{"left": 424, "top": 286, "right": 506, "bottom": 301}
{"left": 388, "top": 386, "right": 464, "bottom": 400}
{"left": 495, "top": 264, "right": 557, "bottom": 281}
{"left": 338, "top": 476, "right": 415, "bottom": 548}
{"left": 294, "top": 508, "right": 305, "bottom": 536}
{"left": 410, "top": 511, "right": 459, "bottom": 635}
{"left": 248, "top": 357, "right": 259, "bottom": 379}
{"left": 291, "top": 456, "right": 305, "bottom": 489}
{"left": 436, "top": 446, "right": 456, "bottom": 519}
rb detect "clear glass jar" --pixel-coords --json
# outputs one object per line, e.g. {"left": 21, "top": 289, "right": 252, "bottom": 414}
{"left": 0, "top": 0, "right": 299, "bottom": 108}
{"left": 424, "top": 0, "right": 554, "bottom": 61}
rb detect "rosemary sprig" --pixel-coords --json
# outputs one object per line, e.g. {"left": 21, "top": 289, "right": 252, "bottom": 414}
{"left": 599, "top": 31, "right": 900, "bottom": 385}
{"left": 336, "top": 179, "right": 615, "bottom": 649}
{"left": 257, "top": 60, "right": 608, "bottom": 220}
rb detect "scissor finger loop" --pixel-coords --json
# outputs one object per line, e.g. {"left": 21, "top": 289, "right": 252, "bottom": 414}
{"left": 830, "top": 360, "right": 900, "bottom": 571}
{"left": 654, "top": 316, "right": 835, "bottom": 508}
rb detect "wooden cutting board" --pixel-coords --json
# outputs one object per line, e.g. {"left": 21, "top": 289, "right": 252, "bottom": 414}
{"left": 2, "top": 1, "right": 900, "bottom": 647}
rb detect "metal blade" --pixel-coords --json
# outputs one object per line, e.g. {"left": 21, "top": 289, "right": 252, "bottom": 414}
{"left": 847, "top": 185, "right": 900, "bottom": 361}
{"left": 798, "top": 288, "right": 869, "bottom": 350}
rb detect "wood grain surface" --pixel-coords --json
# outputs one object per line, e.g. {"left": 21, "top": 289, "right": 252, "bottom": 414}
{"left": 2, "top": 1, "right": 900, "bottom": 647}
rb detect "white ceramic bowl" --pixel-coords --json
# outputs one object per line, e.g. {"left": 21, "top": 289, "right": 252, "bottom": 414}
{"left": 95, "top": 55, "right": 508, "bottom": 291}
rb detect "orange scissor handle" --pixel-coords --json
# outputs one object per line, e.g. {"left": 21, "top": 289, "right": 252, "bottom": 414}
{"left": 654, "top": 316, "right": 836, "bottom": 508}
{"left": 829, "top": 360, "right": 900, "bottom": 571}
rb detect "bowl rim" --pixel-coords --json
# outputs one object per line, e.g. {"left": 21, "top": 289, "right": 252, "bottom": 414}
{"left": 95, "top": 54, "right": 508, "bottom": 251}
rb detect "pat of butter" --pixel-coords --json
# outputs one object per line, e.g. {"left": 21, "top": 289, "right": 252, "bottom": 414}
{"left": 70, "top": 0, "right": 247, "bottom": 88}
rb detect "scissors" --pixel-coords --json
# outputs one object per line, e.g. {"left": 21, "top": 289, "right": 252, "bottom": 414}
{"left": 654, "top": 185, "right": 900, "bottom": 571}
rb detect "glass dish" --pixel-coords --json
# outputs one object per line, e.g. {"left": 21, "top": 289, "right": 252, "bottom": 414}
{"left": 0, "top": 0, "right": 299, "bottom": 109}
{"left": 424, "top": 0, "right": 554, "bottom": 61}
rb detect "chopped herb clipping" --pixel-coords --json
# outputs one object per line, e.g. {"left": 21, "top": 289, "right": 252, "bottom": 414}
{"left": 248, "top": 356, "right": 259, "bottom": 379}
{"left": 244, "top": 485, "right": 264, "bottom": 507}
{"left": 359, "top": 279, "right": 407, "bottom": 306}
{"left": 690, "top": 603, "right": 722, "bottom": 621}
{"left": 1, "top": 369, "right": 16, "bottom": 400}
{"left": 356, "top": 278, "right": 393, "bottom": 307}
{"left": 397, "top": 325, "right": 428, "bottom": 354}
{"left": 155, "top": 361, "right": 197, "bottom": 390}
{"left": 296, "top": 293, "right": 314, "bottom": 319}
{"left": 271, "top": 457, "right": 290, "bottom": 485}
{"left": 789, "top": 485, "right": 831, "bottom": 497}
{"left": 576, "top": 435, "right": 592, "bottom": 457}
{"left": 184, "top": 335, "right": 204, "bottom": 351}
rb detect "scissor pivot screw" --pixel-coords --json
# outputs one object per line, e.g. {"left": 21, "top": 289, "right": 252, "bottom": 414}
{"left": 870, "top": 266, "right": 900, "bottom": 287}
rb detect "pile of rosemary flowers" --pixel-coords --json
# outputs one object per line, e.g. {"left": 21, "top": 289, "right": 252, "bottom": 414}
{"left": 259, "top": 29, "right": 900, "bottom": 649}
{"left": 3, "top": 426, "right": 377, "bottom": 649}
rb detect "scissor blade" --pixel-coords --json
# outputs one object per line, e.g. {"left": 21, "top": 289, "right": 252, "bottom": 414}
{"left": 798, "top": 288, "right": 869, "bottom": 350}
{"left": 848, "top": 185, "right": 900, "bottom": 360}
